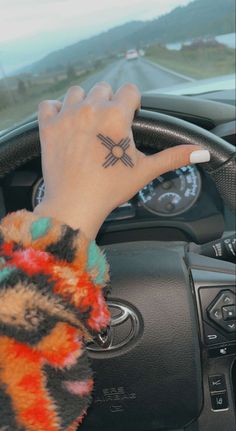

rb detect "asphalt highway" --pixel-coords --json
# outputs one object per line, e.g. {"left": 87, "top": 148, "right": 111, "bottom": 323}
{"left": 0, "top": 58, "right": 193, "bottom": 133}
{"left": 79, "top": 57, "right": 193, "bottom": 93}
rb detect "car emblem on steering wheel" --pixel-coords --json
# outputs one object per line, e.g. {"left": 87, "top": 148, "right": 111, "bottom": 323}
{"left": 87, "top": 300, "right": 141, "bottom": 352}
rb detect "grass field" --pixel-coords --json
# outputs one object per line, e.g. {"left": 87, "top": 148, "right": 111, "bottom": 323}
{"left": 0, "top": 61, "right": 110, "bottom": 132}
{"left": 146, "top": 44, "right": 235, "bottom": 79}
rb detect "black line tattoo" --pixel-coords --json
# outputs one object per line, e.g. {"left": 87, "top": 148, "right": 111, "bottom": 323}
{"left": 97, "top": 134, "right": 134, "bottom": 168}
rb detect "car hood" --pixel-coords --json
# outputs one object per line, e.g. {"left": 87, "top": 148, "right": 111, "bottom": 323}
{"left": 144, "top": 74, "right": 235, "bottom": 96}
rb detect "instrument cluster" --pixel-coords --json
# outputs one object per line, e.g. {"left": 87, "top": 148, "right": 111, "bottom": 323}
{"left": 32, "top": 165, "right": 202, "bottom": 220}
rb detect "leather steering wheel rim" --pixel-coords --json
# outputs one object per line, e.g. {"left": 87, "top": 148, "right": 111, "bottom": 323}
{"left": 0, "top": 109, "right": 235, "bottom": 210}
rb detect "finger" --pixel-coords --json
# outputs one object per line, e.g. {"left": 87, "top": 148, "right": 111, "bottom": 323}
{"left": 38, "top": 100, "right": 62, "bottom": 123}
{"left": 138, "top": 145, "right": 210, "bottom": 185}
{"left": 86, "top": 81, "right": 113, "bottom": 103}
{"left": 113, "top": 83, "right": 141, "bottom": 119}
{"left": 62, "top": 86, "right": 85, "bottom": 109}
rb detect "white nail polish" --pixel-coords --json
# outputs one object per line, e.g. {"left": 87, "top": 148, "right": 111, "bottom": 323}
{"left": 190, "top": 150, "right": 211, "bottom": 164}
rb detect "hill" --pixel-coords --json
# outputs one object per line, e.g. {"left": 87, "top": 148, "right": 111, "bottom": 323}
{"left": 128, "top": 0, "right": 235, "bottom": 46}
{"left": 22, "top": 0, "right": 236, "bottom": 73}
{"left": 29, "top": 21, "right": 146, "bottom": 73}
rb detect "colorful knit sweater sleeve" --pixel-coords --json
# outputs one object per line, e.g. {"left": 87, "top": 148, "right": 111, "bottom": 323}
{"left": 0, "top": 210, "right": 110, "bottom": 431}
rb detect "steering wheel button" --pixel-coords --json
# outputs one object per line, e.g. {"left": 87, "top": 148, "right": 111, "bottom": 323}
{"left": 222, "top": 305, "right": 236, "bottom": 320}
{"left": 207, "top": 290, "right": 236, "bottom": 332}
{"left": 203, "top": 322, "right": 227, "bottom": 345}
{"left": 222, "top": 291, "right": 235, "bottom": 305}
{"left": 208, "top": 344, "right": 236, "bottom": 358}
{"left": 211, "top": 309, "right": 221, "bottom": 319}
{"left": 209, "top": 375, "right": 226, "bottom": 392}
{"left": 225, "top": 321, "right": 236, "bottom": 332}
{"left": 211, "top": 392, "right": 228, "bottom": 411}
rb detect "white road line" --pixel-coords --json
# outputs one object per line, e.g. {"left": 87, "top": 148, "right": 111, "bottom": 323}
{"left": 142, "top": 58, "right": 195, "bottom": 82}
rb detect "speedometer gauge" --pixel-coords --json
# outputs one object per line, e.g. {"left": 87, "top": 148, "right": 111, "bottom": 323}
{"left": 139, "top": 166, "right": 201, "bottom": 216}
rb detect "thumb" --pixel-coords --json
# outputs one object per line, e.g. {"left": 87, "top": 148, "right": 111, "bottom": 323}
{"left": 140, "top": 145, "right": 210, "bottom": 185}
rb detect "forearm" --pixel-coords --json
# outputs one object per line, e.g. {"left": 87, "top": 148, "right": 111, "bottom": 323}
{"left": 0, "top": 210, "right": 110, "bottom": 431}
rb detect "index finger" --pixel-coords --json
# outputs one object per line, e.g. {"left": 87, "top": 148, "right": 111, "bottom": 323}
{"left": 113, "top": 83, "right": 141, "bottom": 119}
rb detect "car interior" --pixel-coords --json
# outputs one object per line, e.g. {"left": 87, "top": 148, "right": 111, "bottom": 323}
{"left": 0, "top": 87, "right": 235, "bottom": 431}
{"left": 0, "top": 0, "right": 235, "bottom": 430}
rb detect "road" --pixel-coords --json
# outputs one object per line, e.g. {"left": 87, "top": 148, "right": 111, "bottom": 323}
{"left": 0, "top": 58, "right": 193, "bottom": 133}
{"left": 79, "top": 57, "right": 193, "bottom": 93}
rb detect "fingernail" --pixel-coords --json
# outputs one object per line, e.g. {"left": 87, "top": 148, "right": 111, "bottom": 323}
{"left": 190, "top": 150, "right": 211, "bottom": 164}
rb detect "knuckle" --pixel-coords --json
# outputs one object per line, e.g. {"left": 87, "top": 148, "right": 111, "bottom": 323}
{"left": 38, "top": 100, "right": 50, "bottom": 111}
{"left": 79, "top": 102, "right": 96, "bottom": 119}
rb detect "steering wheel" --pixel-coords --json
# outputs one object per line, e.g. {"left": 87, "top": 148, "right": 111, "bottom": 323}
{"left": 0, "top": 110, "right": 235, "bottom": 430}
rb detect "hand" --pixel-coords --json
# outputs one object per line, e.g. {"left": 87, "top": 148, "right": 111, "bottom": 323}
{"left": 35, "top": 82, "right": 210, "bottom": 239}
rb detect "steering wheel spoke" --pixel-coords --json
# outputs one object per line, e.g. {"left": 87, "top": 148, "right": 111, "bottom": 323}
{"left": 189, "top": 251, "right": 236, "bottom": 431}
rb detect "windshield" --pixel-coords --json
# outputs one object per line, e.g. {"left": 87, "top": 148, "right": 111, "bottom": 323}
{"left": 0, "top": 0, "right": 235, "bottom": 133}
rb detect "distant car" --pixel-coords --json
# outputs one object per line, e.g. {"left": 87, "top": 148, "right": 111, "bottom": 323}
{"left": 125, "top": 49, "right": 139, "bottom": 60}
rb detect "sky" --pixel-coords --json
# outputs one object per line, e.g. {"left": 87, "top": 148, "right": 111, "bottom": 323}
{"left": 0, "top": 0, "right": 191, "bottom": 75}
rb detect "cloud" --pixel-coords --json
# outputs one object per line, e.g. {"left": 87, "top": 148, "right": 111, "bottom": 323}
{"left": 0, "top": 0, "right": 191, "bottom": 74}
{"left": 0, "top": 0, "right": 191, "bottom": 42}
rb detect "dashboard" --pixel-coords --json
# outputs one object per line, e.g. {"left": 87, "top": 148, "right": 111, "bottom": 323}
{"left": 0, "top": 150, "right": 225, "bottom": 247}
{"left": 33, "top": 165, "right": 201, "bottom": 217}
{"left": 0, "top": 93, "right": 235, "bottom": 247}
{"left": 0, "top": 91, "right": 235, "bottom": 431}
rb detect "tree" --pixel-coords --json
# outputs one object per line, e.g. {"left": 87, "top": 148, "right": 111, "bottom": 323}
{"left": 17, "top": 79, "right": 27, "bottom": 97}
{"left": 66, "top": 64, "right": 76, "bottom": 81}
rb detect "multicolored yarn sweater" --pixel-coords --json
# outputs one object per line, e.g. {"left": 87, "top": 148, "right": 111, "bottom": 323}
{"left": 0, "top": 210, "right": 110, "bottom": 431}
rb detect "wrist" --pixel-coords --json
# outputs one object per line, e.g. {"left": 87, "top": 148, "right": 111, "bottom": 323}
{"left": 33, "top": 200, "right": 107, "bottom": 239}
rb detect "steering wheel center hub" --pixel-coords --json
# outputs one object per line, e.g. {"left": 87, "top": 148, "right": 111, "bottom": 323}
{"left": 81, "top": 242, "right": 202, "bottom": 431}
